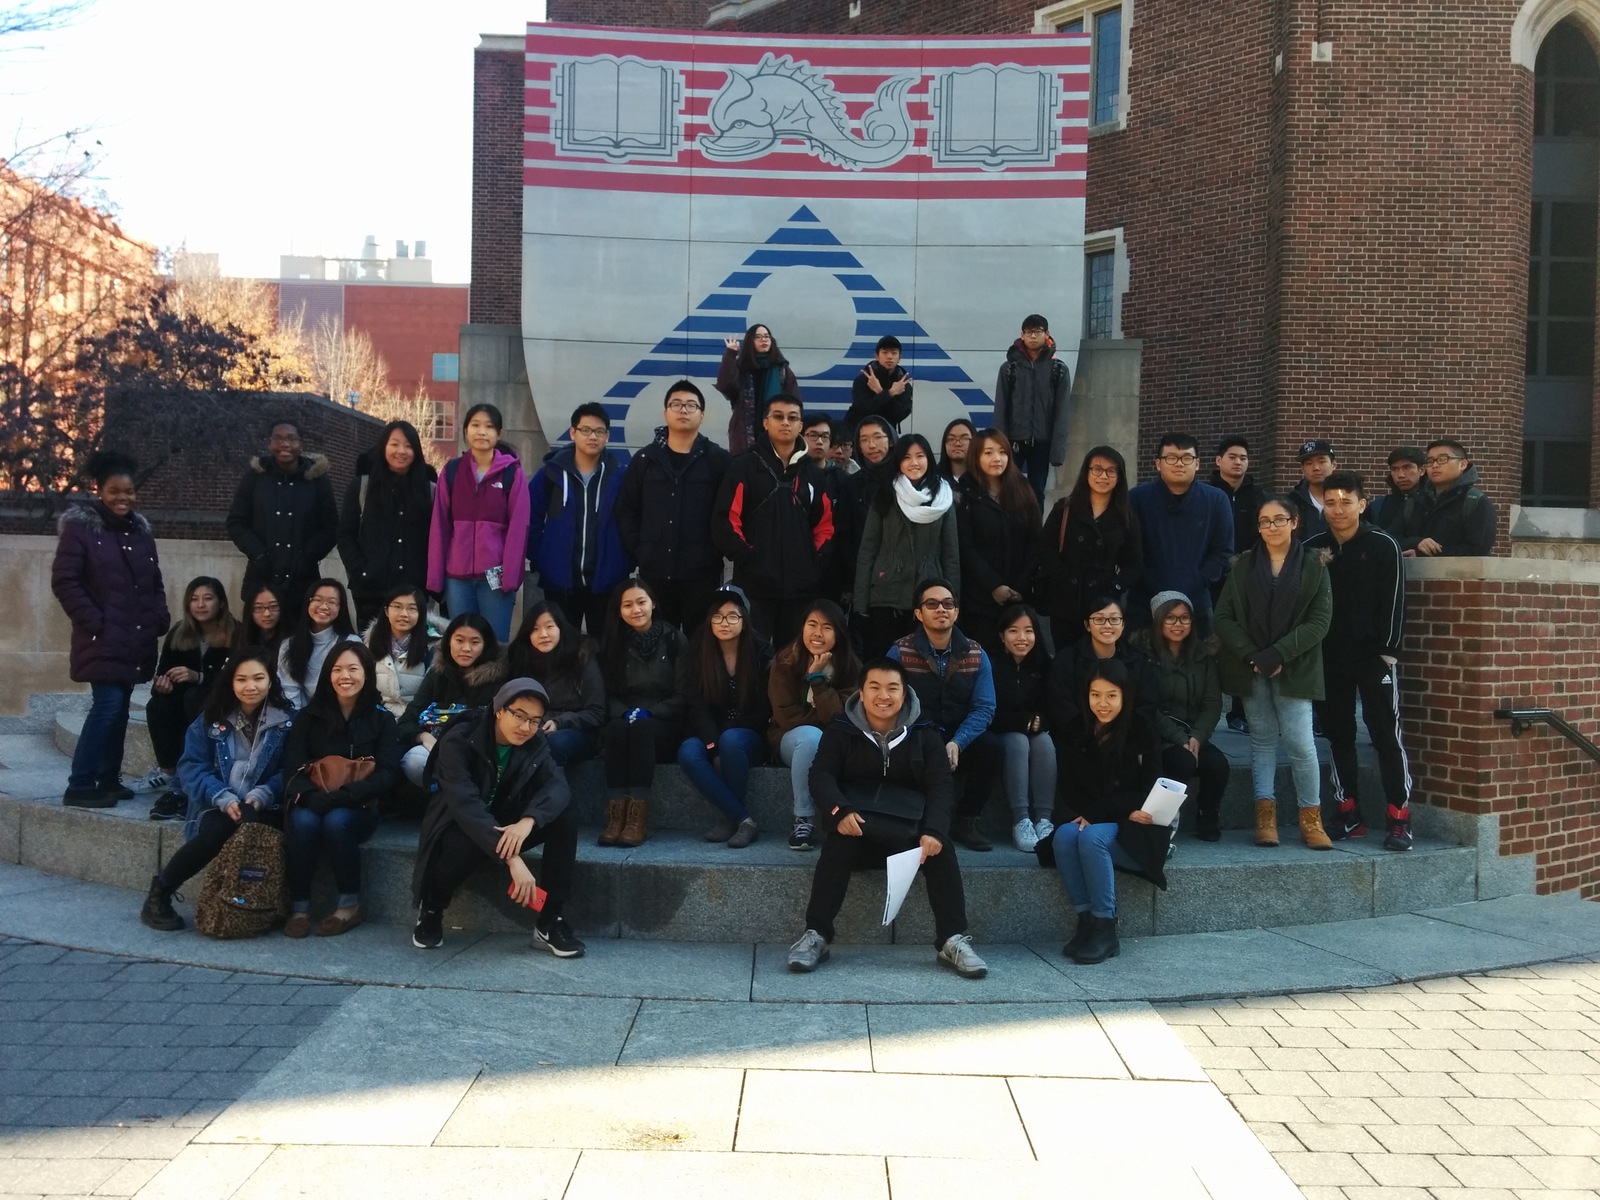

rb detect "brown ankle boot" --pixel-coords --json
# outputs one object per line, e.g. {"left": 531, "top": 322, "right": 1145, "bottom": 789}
{"left": 1254, "top": 799, "right": 1279, "bottom": 847}
{"left": 1298, "top": 806, "right": 1333, "bottom": 850}
{"left": 598, "top": 797, "right": 627, "bottom": 846}
{"left": 616, "top": 796, "right": 649, "bottom": 848}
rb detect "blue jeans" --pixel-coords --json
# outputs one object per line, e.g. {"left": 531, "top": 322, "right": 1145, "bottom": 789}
{"left": 443, "top": 577, "right": 516, "bottom": 642}
{"left": 1053, "top": 821, "right": 1140, "bottom": 918}
{"left": 677, "top": 727, "right": 764, "bottom": 822}
{"left": 545, "top": 728, "right": 597, "bottom": 768}
{"left": 1245, "top": 674, "right": 1321, "bottom": 808}
{"left": 285, "top": 805, "right": 380, "bottom": 907}
{"left": 1000, "top": 731, "right": 1057, "bottom": 821}
{"left": 67, "top": 682, "right": 133, "bottom": 791}
{"left": 778, "top": 725, "right": 824, "bottom": 818}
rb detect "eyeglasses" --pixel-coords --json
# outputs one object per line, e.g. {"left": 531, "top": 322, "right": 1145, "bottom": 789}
{"left": 767, "top": 413, "right": 803, "bottom": 424}
{"left": 1424, "top": 455, "right": 1463, "bottom": 467}
{"left": 308, "top": 596, "right": 340, "bottom": 609}
{"left": 572, "top": 426, "right": 609, "bottom": 439}
{"left": 1087, "top": 465, "right": 1118, "bottom": 477}
{"left": 1160, "top": 454, "right": 1198, "bottom": 467}
{"left": 920, "top": 598, "right": 958, "bottom": 611}
{"left": 803, "top": 431, "right": 831, "bottom": 442}
{"left": 1022, "top": 326, "right": 1047, "bottom": 335}
{"left": 503, "top": 708, "right": 543, "bottom": 729}
{"left": 708, "top": 612, "right": 745, "bottom": 626}
{"left": 1162, "top": 614, "right": 1194, "bottom": 626}
{"left": 387, "top": 604, "right": 420, "bottom": 615}
{"left": 251, "top": 603, "right": 280, "bottom": 615}
{"left": 1258, "top": 516, "right": 1294, "bottom": 529}
{"left": 1088, "top": 615, "right": 1125, "bottom": 627}
{"left": 946, "top": 435, "right": 972, "bottom": 445}
{"left": 665, "top": 400, "right": 701, "bottom": 413}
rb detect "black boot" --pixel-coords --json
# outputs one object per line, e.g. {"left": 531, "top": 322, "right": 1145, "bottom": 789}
{"left": 952, "top": 817, "right": 993, "bottom": 852}
{"left": 1073, "top": 914, "right": 1120, "bottom": 964}
{"left": 1196, "top": 808, "right": 1221, "bottom": 842}
{"left": 139, "top": 875, "right": 184, "bottom": 932}
{"left": 1062, "top": 913, "right": 1095, "bottom": 959}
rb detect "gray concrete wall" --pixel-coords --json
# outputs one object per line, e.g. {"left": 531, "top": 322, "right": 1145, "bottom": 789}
{"left": 1049, "top": 338, "right": 1143, "bottom": 505}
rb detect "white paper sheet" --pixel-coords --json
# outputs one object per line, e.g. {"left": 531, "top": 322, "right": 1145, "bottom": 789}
{"left": 1140, "top": 777, "right": 1189, "bottom": 826}
{"left": 882, "top": 846, "right": 923, "bottom": 926}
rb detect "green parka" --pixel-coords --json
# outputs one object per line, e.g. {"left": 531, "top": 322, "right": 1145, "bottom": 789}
{"left": 1213, "top": 546, "right": 1333, "bottom": 701}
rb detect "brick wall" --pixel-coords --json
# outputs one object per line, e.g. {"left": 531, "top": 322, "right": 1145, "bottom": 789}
{"left": 471, "top": 41, "right": 528, "bottom": 327}
{"left": 1402, "top": 565, "right": 1600, "bottom": 898}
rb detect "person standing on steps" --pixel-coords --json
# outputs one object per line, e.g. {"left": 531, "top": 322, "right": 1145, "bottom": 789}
{"left": 801, "top": 413, "right": 853, "bottom": 608}
{"left": 957, "top": 429, "right": 1041, "bottom": 653}
{"left": 1213, "top": 497, "right": 1334, "bottom": 851}
{"left": 226, "top": 418, "right": 339, "bottom": 609}
{"left": 1288, "top": 439, "right": 1337, "bottom": 543}
{"left": 716, "top": 323, "right": 802, "bottom": 455}
{"left": 410, "top": 678, "right": 584, "bottom": 959}
{"left": 1303, "top": 471, "right": 1415, "bottom": 852}
{"left": 53, "top": 451, "right": 170, "bottom": 808}
{"left": 1403, "top": 439, "right": 1497, "bottom": 558}
{"left": 526, "top": 403, "right": 633, "bottom": 637}
{"left": 138, "top": 650, "right": 294, "bottom": 933}
{"left": 427, "top": 403, "right": 529, "bottom": 643}
{"left": 1372, "top": 446, "right": 1433, "bottom": 543}
{"left": 614, "top": 380, "right": 731, "bottom": 635}
{"left": 887, "top": 579, "right": 1001, "bottom": 852}
{"left": 1128, "top": 433, "right": 1234, "bottom": 636}
{"left": 337, "top": 420, "right": 437, "bottom": 628}
{"left": 1208, "top": 436, "right": 1261, "bottom": 734}
{"left": 785, "top": 658, "right": 989, "bottom": 980}
{"left": 937, "top": 418, "right": 976, "bottom": 486}
{"left": 1031, "top": 446, "right": 1143, "bottom": 650}
{"left": 845, "top": 334, "right": 913, "bottom": 435}
{"left": 992, "top": 314, "right": 1071, "bottom": 504}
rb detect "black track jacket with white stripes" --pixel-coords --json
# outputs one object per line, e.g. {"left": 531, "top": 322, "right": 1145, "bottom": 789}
{"left": 1304, "top": 522, "right": 1405, "bottom": 668}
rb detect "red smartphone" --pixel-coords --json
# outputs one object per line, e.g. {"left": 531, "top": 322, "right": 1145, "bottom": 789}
{"left": 508, "top": 882, "right": 548, "bottom": 912}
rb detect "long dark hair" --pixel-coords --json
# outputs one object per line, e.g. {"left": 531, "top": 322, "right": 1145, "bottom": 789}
{"left": 687, "top": 589, "right": 761, "bottom": 708}
{"left": 602, "top": 577, "right": 663, "bottom": 689}
{"left": 938, "top": 418, "right": 976, "bottom": 480}
{"left": 507, "top": 600, "right": 594, "bottom": 690}
{"left": 736, "top": 323, "right": 788, "bottom": 370}
{"left": 876, "top": 432, "right": 943, "bottom": 514}
{"left": 1083, "top": 657, "right": 1136, "bottom": 754}
{"left": 774, "top": 599, "right": 862, "bottom": 692}
{"left": 363, "top": 420, "right": 433, "bottom": 515}
{"left": 997, "top": 602, "right": 1049, "bottom": 667}
{"left": 303, "top": 641, "right": 382, "bottom": 727}
{"left": 203, "top": 648, "right": 293, "bottom": 726}
{"left": 166, "top": 576, "right": 242, "bottom": 654}
{"left": 437, "top": 611, "right": 499, "bottom": 681}
{"left": 242, "top": 583, "right": 287, "bottom": 649}
{"left": 970, "top": 428, "right": 1041, "bottom": 525}
{"left": 1064, "top": 444, "right": 1134, "bottom": 531}
{"left": 283, "top": 578, "right": 355, "bottom": 690}
{"left": 367, "top": 584, "right": 431, "bottom": 669}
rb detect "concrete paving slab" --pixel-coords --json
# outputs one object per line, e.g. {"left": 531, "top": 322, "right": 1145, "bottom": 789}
{"left": 229, "top": 1146, "right": 580, "bottom": 1200}
{"left": 1275, "top": 913, "right": 1563, "bottom": 979}
{"left": 750, "top": 942, "right": 1083, "bottom": 1003}
{"left": 1420, "top": 894, "right": 1600, "bottom": 954}
{"left": 130, "top": 1143, "right": 273, "bottom": 1200}
{"left": 436, "top": 1064, "right": 744, "bottom": 1151}
{"left": 1033, "top": 928, "right": 1398, "bottom": 1002}
{"left": 735, "top": 1068, "right": 1032, "bottom": 1158}
{"left": 1090, "top": 1001, "right": 1210, "bottom": 1081}
{"left": 200, "top": 988, "right": 639, "bottom": 1146}
{"left": 564, "top": 1149, "right": 890, "bottom": 1199}
{"left": 866, "top": 1001, "right": 1129, "bottom": 1078}
{"left": 887, "top": 1155, "right": 1220, "bottom": 1199}
{"left": 618, "top": 999, "right": 871, "bottom": 1071}
{"left": 435, "top": 934, "right": 755, "bottom": 1000}
{"left": 0, "top": 865, "right": 73, "bottom": 899}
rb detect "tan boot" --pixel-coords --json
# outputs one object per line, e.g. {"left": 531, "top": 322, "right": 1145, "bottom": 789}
{"left": 1254, "top": 799, "right": 1279, "bottom": 847}
{"left": 1298, "top": 807, "right": 1333, "bottom": 851}
{"left": 597, "top": 797, "right": 627, "bottom": 846}
{"left": 616, "top": 796, "right": 649, "bottom": 848}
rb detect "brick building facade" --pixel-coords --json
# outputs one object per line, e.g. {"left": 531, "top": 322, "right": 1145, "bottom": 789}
{"left": 478, "top": 0, "right": 1600, "bottom": 519}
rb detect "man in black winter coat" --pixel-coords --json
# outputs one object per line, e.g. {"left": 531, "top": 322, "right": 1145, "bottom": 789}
{"left": 1372, "top": 446, "right": 1433, "bottom": 542}
{"left": 1288, "top": 438, "right": 1336, "bottom": 543}
{"left": 1403, "top": 440, "right": 1496, "bottom": 558}
{"left": 409, "top": 679, "right": 584, "bottom": 957}
{"left": 786, "top": 660, "right": 988, "bottom": 979}
{"left": 226, "top": 419, "right": 340, "bottom": 607}
{"left": 844, "top": 335, "right": 913, "bottom": 435}
{"left": 614, "top": 380, "right": 732, "bottom": 634}
{"left": 993, "top": 314, "right": 1071, "bottom": 504}
{"left": 1304, "top": 472, "right": 1414, "bottom": 852}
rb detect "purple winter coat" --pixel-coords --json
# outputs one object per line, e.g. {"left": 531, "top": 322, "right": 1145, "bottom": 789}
{"left": 51, "top": 502, "right": 171, "bottom": 685}
{"left": 427, "top": 448, "right": 530, "bottom": 593}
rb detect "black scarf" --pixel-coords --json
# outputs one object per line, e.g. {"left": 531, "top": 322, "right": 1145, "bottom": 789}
{"left": 629, "top": 621, "right": 665, "bottom": 660}
{"left": 1246, "top": 541, "right": 1303, "bottom": 652}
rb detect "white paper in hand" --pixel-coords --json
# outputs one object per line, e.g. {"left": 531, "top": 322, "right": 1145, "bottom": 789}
{"left": 882, "top": 846, "right": 922, "bottom": 926}
{"left": 1141, "top": 777, "right": 1189, "bottom": 825}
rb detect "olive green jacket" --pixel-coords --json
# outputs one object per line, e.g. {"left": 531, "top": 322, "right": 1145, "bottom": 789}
{"left": 1213, "top": 546, "right": 1333, "bottom": 701}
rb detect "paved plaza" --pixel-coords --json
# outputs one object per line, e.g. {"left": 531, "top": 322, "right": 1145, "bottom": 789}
{"left": 2, "top": 861, "right": 1600, "bottom": 1199}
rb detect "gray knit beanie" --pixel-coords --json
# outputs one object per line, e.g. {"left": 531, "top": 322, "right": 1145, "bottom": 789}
{"left": 1149, "top": 590, "right": 1192, "bottom": 618}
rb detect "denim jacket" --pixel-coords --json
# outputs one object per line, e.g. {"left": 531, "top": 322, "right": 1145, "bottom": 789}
{"left": 176, "top": 705, "right": 295, "bottom": 838}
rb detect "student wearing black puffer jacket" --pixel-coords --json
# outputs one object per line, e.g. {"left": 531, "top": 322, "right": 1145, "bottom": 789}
{"left": 227, "top": 419, "right": 339, "bottom": 606}
{"left": 337, "top": 421, "right": 437, "bottom": 628}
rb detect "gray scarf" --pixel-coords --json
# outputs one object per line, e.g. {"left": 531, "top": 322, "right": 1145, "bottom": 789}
{"left": 1246, "top": 541, "right": 1303, "bottom": 653}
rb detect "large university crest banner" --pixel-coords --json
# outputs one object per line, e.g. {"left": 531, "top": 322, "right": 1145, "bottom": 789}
{"left": 523, "top": 23, "right": 1089, "bottom": 448}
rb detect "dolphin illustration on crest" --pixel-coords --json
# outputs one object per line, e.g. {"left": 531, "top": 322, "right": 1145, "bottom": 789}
{"left": 699, "top": 55, "right": 914, "bottom": 170}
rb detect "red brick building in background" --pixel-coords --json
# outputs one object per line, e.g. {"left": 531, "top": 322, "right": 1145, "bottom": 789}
{"left": 472, "top": 0, "right": 1600, "bottom": 519}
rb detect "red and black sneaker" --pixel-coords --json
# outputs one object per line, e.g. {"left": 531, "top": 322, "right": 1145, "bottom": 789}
{"left": 1333, "top": 797, "right": 1368, "bottom": 840}
{"left": 1383, "top": 804, "right": 1413, "bottom": 852}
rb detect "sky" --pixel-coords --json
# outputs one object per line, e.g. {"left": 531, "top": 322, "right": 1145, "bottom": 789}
{"left": 0, "top": 0, "right": 548, "bottom": 283}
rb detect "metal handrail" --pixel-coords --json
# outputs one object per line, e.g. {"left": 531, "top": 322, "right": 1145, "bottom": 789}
{"left": 1493, "top": 708, "right": 1600, "bottom": 765}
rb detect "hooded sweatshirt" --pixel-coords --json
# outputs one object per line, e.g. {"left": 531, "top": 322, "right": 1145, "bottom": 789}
{"left": 427, "top": 448, "right": 530, "bottom": 592}
{"left": 993, "top": 337, "right": 1071, "bottom": 464}
{"left": 1408, "top": 464, "right": 1495, "bottom": 556}
{"left": 807, "top": 690, "right": 956, "bottom": 843}
{"left": 526, "top": 444, "right": 633, "bottom": 595}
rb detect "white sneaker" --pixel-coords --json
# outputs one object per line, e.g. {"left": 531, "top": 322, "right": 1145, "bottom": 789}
{"left": 134, "top": 767, "right": 169, "bottom": 794}
{"left": 937, "top": 933, "right": 988, "bottom": 979}
{"left": 1033, "top": 817, "right": 1055, "bottom": 843}
{"left": 1012, "top": 818, "right": 1039, "bottom": 853}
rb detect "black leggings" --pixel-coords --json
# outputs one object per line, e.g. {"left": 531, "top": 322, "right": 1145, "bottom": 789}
{"left": 145, "top": 685, "right": 202, "bottom": 771}
{"left": 418, "top": 808, "right": 577, "bottom": 916}
{"left": 160, "top": 807, "right": 279, "bottom": 890}
{"left": 599, "top": 716, "right": 682, "bottom": 790}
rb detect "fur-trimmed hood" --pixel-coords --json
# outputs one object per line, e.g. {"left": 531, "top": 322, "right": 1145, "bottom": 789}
{"left": 250, "top": 452, "right": 330, "bottom": 480}
{"left": 429, "top": 638, "right": 505, "bottom": 690}
{"left": 57, "top": 500, "right": 153, "bottom": 538}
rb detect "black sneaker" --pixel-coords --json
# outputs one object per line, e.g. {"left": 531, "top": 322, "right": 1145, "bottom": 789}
{"left": 412, "top": 907, "right": 444, "bottom": 949}
{"left": 1225, "top": 713, "right": 1249, "bottom": 735}
{"left": 148, "top": 792, "right": 186, "bottom": 822}
{"left": 1383, "top": 805, "right": 1413, "bottom": 852}
{"left": 533, "top": 917, "right": 586, "bottom": 958}
{"left": 99, "top": 781, "right": 136, "bottom": 802}
{"left": 952, "top": 817, "right": 992, "bottom": 852}
{"left": 63, "top": 788, "right": 116, "bottom": 809}
{"left": 788, "top": 817, "right": 815, "bottom": 851}
{"left": 1333, "top": 797, "right": 1368, "bottom": 840}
